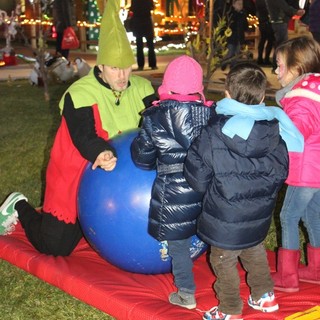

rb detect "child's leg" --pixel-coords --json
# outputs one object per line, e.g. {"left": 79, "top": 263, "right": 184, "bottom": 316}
{"left": 210, "top": 246, "right": 243, "bottom": 315}
{"left": 167, "top": 238, "right": 195, "bottom": 294}
{"left": 302, "top": 188, "right": 320, "bottom": 248}
{"left": 240, "top": 243, "right": 273, "bottom": 300}
{"left": 241, "top": 243, "right": 279, "bottom": 312}
{"left": 299, "top": 189, "right": 320, "bottom": 284}
{"left": 281, "top": 186, "right": 313, "bottom": 250}
{"left": 167, "top": 238, "right": 196, "bottom": 309}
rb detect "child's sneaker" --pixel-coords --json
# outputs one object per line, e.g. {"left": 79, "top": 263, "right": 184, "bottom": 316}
{"left": 248, "top": 292, "right": 279, "bottom": 312}
{"left": 203, "top": 306, "right": 243, "bottom": 320}
{"left": 0, "top": 192, "right": 27, "bottom": 235}
{"left": 168, "top": 290, "right": 196, "bottom": 309}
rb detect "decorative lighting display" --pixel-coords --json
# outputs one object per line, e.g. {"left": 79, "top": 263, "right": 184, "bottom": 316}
{"left": 1, "top": 0, "right": 259, "bottom": 50}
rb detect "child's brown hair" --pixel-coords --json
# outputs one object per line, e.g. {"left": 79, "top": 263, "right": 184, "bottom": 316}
{"left": 276, "top": 36, "right": 320, "bottom": 76}
{"left": 225, "top": 62, "right": 267, "bottom": 105}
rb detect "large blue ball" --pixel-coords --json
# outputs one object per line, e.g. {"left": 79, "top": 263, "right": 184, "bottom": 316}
{"left": 78, "top": 130, "right": 207, "bottom": 274}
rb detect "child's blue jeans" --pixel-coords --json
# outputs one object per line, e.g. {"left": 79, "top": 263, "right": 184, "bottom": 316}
{"left": 167, "top": 238, "right": 195, "bottom": 294}
{"left": 280, "top": 185, "right": 320, "bottom": 249}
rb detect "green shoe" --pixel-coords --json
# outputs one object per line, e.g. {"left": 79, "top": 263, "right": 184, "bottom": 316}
{"left": 168, "top": 291, "right": 196, "bottom": 309}
{"left": 0, "top": 192, "right": 27, "bottom": 235}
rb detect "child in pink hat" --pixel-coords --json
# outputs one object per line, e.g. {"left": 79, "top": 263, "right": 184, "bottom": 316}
{"left": 158, "top": 54, "right": 206, "bottom": 102}
{"left": 131, "top": 55, "right": 215, "bottom": 309}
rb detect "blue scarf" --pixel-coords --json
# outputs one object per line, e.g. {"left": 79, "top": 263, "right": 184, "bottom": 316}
{"left": 216, "top": 98, "right": 304, "bottom": 152}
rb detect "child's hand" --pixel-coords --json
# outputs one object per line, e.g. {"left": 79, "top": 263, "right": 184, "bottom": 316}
{"left": 296, "top": 9, "right": 305, "bottom": 16}
{"left": 92, "top": 150, "right": 117, "bottom": 171}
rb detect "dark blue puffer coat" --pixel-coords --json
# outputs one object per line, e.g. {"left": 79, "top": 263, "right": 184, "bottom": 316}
{"left": 184, "top": 113, "right": 289, "bottom": 250}
{"left": 131, "top": 99, "right": 215, "bottom": 241}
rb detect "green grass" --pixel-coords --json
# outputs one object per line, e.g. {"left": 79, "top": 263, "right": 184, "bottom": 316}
{"left": 0, "top": 79, "right": 307, "bottom": 319}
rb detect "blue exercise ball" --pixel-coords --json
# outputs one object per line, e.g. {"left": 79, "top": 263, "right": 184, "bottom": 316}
{"left": 78, "top": 130, "right": 207, "bottom": 274}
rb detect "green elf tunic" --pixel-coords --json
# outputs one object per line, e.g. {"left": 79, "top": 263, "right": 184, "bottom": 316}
{"left": 42, "top": 67, "right": 155, "bottom": 224}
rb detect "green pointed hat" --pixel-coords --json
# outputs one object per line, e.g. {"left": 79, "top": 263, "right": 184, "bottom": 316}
{"left": 96, "top": 0, "right": 135, "bottom": 68}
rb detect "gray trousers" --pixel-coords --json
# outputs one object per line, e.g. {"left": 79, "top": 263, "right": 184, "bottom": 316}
{"left": 210, "top": 243, "right": 274, "bottom": 314}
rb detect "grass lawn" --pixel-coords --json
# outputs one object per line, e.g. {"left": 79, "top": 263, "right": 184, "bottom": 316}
{"left": 0, "top": 78, "right": 306, "bottom": 319}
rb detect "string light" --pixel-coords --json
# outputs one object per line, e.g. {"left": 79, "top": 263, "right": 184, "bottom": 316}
{"left": 6, "top": 2, "right": 258, "bottom": 43}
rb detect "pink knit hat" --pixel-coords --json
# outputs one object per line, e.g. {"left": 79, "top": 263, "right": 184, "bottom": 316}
{"left": 158, "top": 55, "right": 205, "bottom": 102}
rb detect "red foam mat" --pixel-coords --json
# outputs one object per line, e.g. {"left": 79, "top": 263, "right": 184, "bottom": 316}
{"left": 0, "top": 223, "right": 319, "bottom": 320}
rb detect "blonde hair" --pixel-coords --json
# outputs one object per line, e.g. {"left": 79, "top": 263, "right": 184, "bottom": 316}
{"left": 276, "top": 36, "right": 320, "bottom": 76}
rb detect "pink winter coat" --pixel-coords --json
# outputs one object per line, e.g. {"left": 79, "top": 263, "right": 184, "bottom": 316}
{"left": 279, "top": 73, "right": 320, "bottom": 188}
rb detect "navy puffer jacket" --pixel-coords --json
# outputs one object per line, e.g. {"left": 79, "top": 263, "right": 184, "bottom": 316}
{"left": 131, "top": 99, "right": 215, "bottom": 241}
{"left": 184, "top": 113, "right": 289, "bottom": 250}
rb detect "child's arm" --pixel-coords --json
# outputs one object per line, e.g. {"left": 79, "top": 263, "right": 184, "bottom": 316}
{"left": 284, "top": 100, "right": 315, "bottom": 142}
{"left": 130, "top": 117, "right": 157, "bottom": 170}
{"left": 184, "top": 129, "right": 213, "bottom": 194}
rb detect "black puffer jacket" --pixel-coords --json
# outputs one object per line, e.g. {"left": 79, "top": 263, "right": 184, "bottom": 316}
{"left": 52, "top": 0, "right": 76, "bottom": 32}
{"left": 184, "top": 113, "right": 289, "bottom": 250}
{"left": 265, "top": 0, "right": 298, "bottom": 23}
{"left": 131, "top": 99, "right": 215, "bottom": 241}
{"left": 130, "top": 0, "right": 154, "bottom": 38}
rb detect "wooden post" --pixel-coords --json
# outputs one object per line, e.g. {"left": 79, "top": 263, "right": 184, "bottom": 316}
{"left": 254, "top": 26, "right": 259, "bottom": 51}
{"left": 79, "top": 25, "right": 87, "bottom": 52}
{"left": 30, "top": 24, "right": 37, "bottom": 49}
{"left": 208, "top": 0, "right": 214, "bottom": 37}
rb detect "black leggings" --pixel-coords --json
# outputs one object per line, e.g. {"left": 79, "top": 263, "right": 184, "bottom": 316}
{"left": 135, "top": 35, "right": 157, "bottom": 69}
{"left": 56, "top": 31, "right": 70, "bottom": 59}
{"left": 16, "top": 200, "right": 83, "bottom": 256}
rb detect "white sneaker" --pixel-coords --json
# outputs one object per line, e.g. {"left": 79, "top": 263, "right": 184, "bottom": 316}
{"left": 203, "top": 306, "right": 243, "bottom": 320}
{"left": 248, "top": 292, "right": 279, "bottom": 312}
{"left": 0, "top": 192, "right": 27, "bottom": 235}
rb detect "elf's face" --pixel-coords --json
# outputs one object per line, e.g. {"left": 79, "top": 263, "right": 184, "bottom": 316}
{"left": 98, "top": 65, "right": 132, "bottom": 92}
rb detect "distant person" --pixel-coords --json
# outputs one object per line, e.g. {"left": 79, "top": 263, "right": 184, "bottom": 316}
{"left": 184, "top": 62, "right": 304, "bottom": 320}
{"left": 243, "top": 0, "right": 256, "bottom": 15}
{"left": 130, "top": 0, "right": 157, "bottom": 71}
{"left": 221, "top": 0, "right": 249, "bottom": 70}
{"left": 309, "top": 0, "right": 320, "bottom": 44}
{"left": 52, "top": 0, "right": 76, "bottom": 59}
{"left": 255, "top": 0, "right": 275, "bottom": 65}
{"left": 265, "top": 0, "right": 305, "bottom": 72}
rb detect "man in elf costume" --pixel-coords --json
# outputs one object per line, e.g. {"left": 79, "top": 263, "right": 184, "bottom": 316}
{"left": 0, "top": 0, "right": 156, "bottom": 256}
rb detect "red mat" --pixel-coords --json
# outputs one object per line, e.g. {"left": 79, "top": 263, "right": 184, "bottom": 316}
{"left": 0, "top": 223, "right": 319, "bottom": 320}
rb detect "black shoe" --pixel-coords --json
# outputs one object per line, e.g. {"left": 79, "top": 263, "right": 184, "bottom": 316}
{"left": 151, "top": 66, "right": 158, "bottom": 70}
{"left": 257, "top": 59, "right": 264, "bottom": 65}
